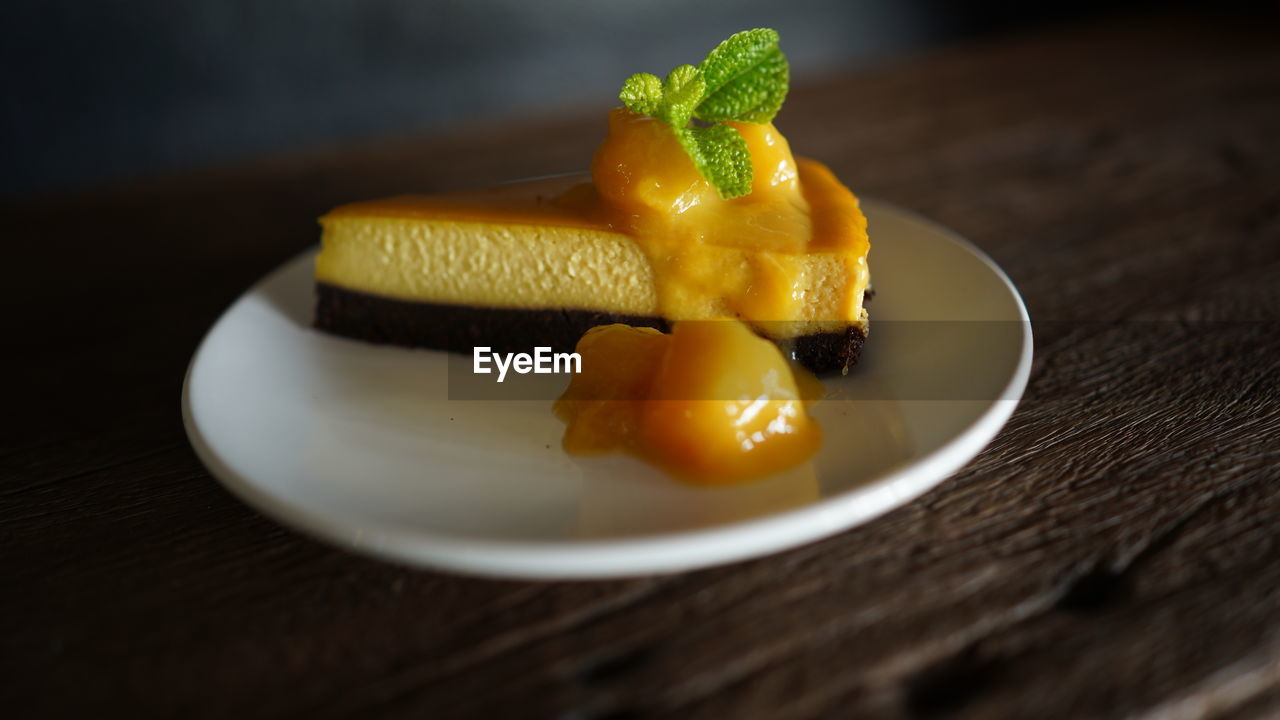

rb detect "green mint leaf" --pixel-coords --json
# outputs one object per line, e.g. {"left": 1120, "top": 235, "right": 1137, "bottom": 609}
{"left": 619, "top": 73, "right": 663, "bottom": 117}
{"left": 613, "top": 29, "right": 790, "bottom": 197}
{"left": 657, "top": 64, "right": 705, "bottom": 127}
{"left": 694, "top": 28, "right": 789, "bottom": 124}
{"left": 676, "top": 124, "right": 752, "bottom": 199}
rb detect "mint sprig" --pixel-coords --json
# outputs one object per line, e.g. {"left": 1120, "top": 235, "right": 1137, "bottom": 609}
{"left": 617, "top": 29, "right": 790, "bottom": 199}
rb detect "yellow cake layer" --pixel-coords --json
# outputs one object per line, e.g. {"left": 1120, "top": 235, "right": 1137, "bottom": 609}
{"left": 317, "top": 213, "right": 868, "bottom": 338}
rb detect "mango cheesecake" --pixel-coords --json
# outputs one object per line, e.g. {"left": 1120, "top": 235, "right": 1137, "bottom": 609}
{"left": 315, "top": 29, "right": 871, "bottom": 373}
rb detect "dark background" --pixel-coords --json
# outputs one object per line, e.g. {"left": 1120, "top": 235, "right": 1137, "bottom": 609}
{"left": 0, "top": 0, "right": 1207, "bottom": 196}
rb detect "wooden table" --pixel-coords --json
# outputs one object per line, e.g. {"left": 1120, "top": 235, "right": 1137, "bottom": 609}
{"left": 6, "top": 15, "right": 1278, "bottom": 719}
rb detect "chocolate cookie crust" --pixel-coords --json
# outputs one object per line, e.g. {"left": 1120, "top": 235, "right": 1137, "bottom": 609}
{"left": 315, "top": 283, "right": 866, "bottom": 374}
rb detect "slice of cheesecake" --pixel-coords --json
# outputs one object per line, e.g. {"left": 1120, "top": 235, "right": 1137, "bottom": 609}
{"left": 315, "top": 110, "right": 871, "bottom": 373}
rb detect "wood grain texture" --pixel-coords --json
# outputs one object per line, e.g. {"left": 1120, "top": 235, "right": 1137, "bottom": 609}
{"left": 3, "top": 14, "right": 1279, "bottom": 720}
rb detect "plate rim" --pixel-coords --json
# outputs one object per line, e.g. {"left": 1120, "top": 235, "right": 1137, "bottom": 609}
{"left": 182, "top": 198, "right": 1033, "bottom": 579}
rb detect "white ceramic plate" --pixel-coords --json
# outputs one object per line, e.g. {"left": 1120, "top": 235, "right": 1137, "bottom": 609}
{"left": 183, "top": 199, "right": 1031, "bottom": 579}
